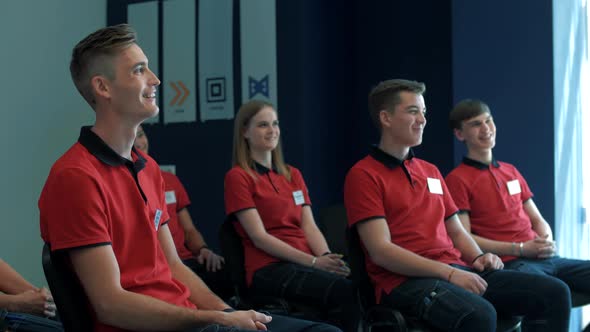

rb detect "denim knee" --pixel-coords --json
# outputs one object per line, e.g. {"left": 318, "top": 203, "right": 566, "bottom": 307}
{"left": 541, "top": 277, "right": 571, "bottom": 316}
{"left": 419, "top": 284, "right": 496, "bottom": 332}
{"left": 457, "top": 302, "right": 496, "bottom": 332}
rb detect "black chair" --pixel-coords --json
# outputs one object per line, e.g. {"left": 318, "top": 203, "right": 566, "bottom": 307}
{"left": 218, "top": 220, "right": 325, "bottom": 321}
{"left": 42, "top": 243, "right": 93, "bottom": 332}
{"left": 318, "top": 204, "right": 349, "bottom": 259}
{"left": 573, "top": 292, "right": 590, "bottom": 332}
{"left": 572, "top": 292, "right": 590, "bottom": 307}
{"left": 347, "top": 225, "right": 430, "bottom": 332}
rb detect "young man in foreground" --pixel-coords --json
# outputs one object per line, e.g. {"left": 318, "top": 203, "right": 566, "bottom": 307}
{"left": 39, "top": 24, "right": 339, "bottom": 332}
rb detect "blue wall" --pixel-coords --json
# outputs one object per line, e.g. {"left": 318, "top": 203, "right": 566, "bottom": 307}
{"left": 452, "top": 0, "right": 555, "bottom": 230}
{"left": 108, "top": 0, "right": 556, "bottom": 247}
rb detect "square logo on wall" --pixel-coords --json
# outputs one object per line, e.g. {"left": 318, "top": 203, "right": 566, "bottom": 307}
{"left": 206, "top": 77, "right": 226, "bottom": 103}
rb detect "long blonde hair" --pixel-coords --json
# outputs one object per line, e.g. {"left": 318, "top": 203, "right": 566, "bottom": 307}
{"left": 232, "top": 100, "right": 291, "bottom": 181}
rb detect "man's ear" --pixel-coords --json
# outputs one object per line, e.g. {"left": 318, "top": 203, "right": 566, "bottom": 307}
{"left": 379, "top": 110, "right": 391, "bottom": 129}
{"left": 453, "top": 128, "right": 465, "bottom": 142}
{"left": 90, "top": 75, "right": 111, "bottom": 100}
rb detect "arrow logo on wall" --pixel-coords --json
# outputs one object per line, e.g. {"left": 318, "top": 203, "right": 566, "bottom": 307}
{"left": 169, "top": 81, "right": 190, "bottom": 106}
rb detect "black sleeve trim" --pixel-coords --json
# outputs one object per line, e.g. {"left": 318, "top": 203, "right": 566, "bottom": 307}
{"left": 457, "top": 210, "right": 470, "bottom": 215}
{"left": 351, "top": 215, "right": 386, "bottom": 226}
{"left": 177, "top": 203, "right": 192, "bottom": 212}
{"left": 52, "top": 242, "right": 111, "bottom": 253}
{"left": 227, "top": 207, "right": 256, "bottom": 217}
{"left": 444, "top": 211, "right": 459, "bottom": 221}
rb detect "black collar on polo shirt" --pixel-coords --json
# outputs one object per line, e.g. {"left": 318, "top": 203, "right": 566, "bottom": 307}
{"left": 78, "top": 126, "right": 146, "bottom": 172}
{"left": 369, "top": 145, "right": 415, "bottom": 169}
{"left": 462, "top": 156, "right": 500, "bottom": 170}
{"left": 253, "top": 161, "right": 278, "bottom": 175}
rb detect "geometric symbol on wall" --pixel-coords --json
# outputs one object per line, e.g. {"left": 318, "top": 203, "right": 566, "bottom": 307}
{"left": 169, "top": 81, "right": 190, "bottom": 106}
{"left": 248, "top": 74, "right": 269, "bottom": 99}
{"left": 206, "top": 77, "right": 226, "bottom": 103}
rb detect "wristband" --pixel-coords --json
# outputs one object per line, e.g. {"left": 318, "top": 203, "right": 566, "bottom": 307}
{"left": 519, "top": 242, "right": 524, "bottom": 257}
{"left": 321, "top": 251, "right": 331, "bottom": 256}
{"left": 311, "top": 256, "right": 318, "bottom": 267}
{"left": 447, "top": 268, "right": 456, "bottom": 282}
{"left": 472, "top": 253, "right": 485, "bottom": 264}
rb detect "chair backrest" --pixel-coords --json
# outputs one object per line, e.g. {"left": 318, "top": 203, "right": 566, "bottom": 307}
{"left": 218, "top": 220, "right": 248, "bottom": 299}
{"left": 42, "top": 243, "right": 93, "bottom": 332}
{"left": 318, "top": 204, "right": 349, "bottom": 258}
{"left": 346, "top": 226, "right": 377, "bottom": 311}
{"left": 572, "top": 291, "right": 590, "bottom": 307}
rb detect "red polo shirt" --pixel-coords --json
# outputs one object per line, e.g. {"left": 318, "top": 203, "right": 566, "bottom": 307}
{"left": 344, "top": 147, "right": 463, "bottom": 303}
{"left": 224, "top": 163, "right": 313, "bottom": 286}
{"left": 39, "top": 126, "right": 195, "bottom": 332}
{"left": 445, "top": 157, "right": 537, "bottom": 261}
{"left": 162, "top": 171, "right": 193, "bottom": 260}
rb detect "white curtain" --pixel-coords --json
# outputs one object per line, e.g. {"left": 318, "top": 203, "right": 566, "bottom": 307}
{"left": 553, "top": 0, "right": 589, "bottom": 330}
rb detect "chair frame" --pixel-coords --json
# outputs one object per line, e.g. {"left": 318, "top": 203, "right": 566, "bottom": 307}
{"left": 42, "top": 243, "right": 93, "bottom": 332}
{"left": 218, "top": 220, "right": 324, "bottom": 319}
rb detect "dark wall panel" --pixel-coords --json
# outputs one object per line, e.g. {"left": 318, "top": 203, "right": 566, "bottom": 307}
{"left": 107, "top": 0, "right": 556, "bottom": 247}
{"left": 452, "top": 0, "right": 555, "bottom": 229}
{"left": 352, "top": 0, "right": 454, "bottom": 175}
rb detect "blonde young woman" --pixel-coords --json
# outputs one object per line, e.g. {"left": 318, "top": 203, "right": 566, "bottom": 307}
{"left": 224, "top": 100, "right": 358, "bottom": 332}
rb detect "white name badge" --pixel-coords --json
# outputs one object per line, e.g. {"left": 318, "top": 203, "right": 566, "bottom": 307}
{"left": 427, "top": 177, "right": 443, "bottom": 195}
{"left": 154, "top": 209, "right": 162, "bottom": 231}
{"left": 293, "top": 190, "right": 305, "bottom": 205}
{"left": 507, "top": 179, "right": 522, "bottom": 195}
{"left": 165, "top": 191, "right": 177, "bottom": 204}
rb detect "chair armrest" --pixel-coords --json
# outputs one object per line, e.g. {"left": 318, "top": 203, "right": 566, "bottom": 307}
{"left": 365, "top": 306, "right": 408, "bottom": 332}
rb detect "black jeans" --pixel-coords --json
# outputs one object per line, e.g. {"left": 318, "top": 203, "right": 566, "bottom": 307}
{"left": 0, "top": 310, "right": 63, "bottom": 332}
{"left": 504, "top": 256, "right": 590, "bottom": 296}
{"left": 381, "top": 264, "right": 571, "bottom": 332}
{"left": 250, "top": 262, "right": 358, "bottom": 332}
{"left": 180, "top": 314, "right": 342, "bottom": 332}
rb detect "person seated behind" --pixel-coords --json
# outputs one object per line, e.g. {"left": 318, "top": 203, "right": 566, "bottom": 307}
{"left": 344, "top": 79, "right": 572, "bottom": 332}
{"left": 445, "top": 99, "right": 590, "bottom": 306}
{"left": 224, "top": 100, "right": 358, "bottom": 332}
{"left": 39, "top": 24, "right": 341, "bottom": 332}
{"left": 0, "top": 258, "right": 62, "bottom": 331}
{"left": 134, "top": 125, "right": 233, "bottom": 301}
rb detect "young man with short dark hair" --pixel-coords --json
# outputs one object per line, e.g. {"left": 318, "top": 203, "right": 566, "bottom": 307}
{"left": 39, "top": 24, "right": 340, "bottom": 332}
{"left": 445, "top": 98, "right": 590, "bottom": 316}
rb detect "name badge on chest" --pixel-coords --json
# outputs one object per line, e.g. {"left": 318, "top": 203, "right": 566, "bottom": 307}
{"left": 154, "top": 209, "right": 162, "bottom": 231}
{"left": 427, "top": 177, "right": 443, "bottom": 195}
{"left": 292, "top": 190, "right": 305, "bottom": 205}
{"left": 507, "top": 179, "right": 521, "bottom": 195}
{"left": 165, "top": 190, "right": 177, "bottom": 204}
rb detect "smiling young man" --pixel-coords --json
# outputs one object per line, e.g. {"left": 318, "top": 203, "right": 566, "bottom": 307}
{"left": 343, "top": 79, "right": 572, "bottom": 332}
{"left": 38, "top": 24, "right": 339, "bottom": 332}
{"left": 445, "top": 98, "right": 590, "bottom": 310}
